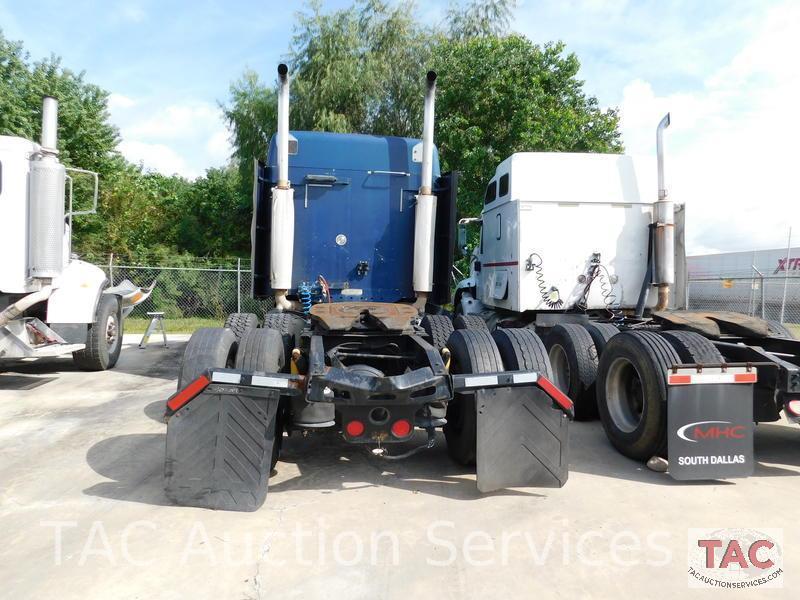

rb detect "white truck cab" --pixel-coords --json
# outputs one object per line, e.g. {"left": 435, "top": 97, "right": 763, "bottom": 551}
{"left": 457, "top": 150, "right": 686, "bottom": 321}
{"left": 0, "top": 97, "right": 151, "bottom": 370}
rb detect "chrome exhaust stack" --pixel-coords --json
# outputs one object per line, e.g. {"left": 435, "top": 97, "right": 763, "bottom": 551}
{"left": 271, "top": 64, "right": 298, "bottom": 310}
{"left": 41, "top": 96, "right": 59, "bottom": 155}
{"left": 412, "top": 71, "right": 438, "bottom": 310}
{"left": 653, "top": 113, "right": 673, "bottom": 310}
{"left": 29, "top": 96, "right": 66, "bottom": 280}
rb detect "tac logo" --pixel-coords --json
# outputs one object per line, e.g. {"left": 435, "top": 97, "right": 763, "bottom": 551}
{"left": 687, "top": 528, "right": 783, "bottom": 588}
{"left": 677, "top": 421, "right": 746, "bottom": 443}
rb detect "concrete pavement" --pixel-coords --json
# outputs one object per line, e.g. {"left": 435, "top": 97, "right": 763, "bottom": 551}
{"left": 0, "top": 334, "right": 796, "bottom": 598}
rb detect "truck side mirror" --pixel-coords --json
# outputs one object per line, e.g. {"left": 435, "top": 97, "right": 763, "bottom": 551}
{"left": 457, "top": 223, "right": 467, "bottom": 256}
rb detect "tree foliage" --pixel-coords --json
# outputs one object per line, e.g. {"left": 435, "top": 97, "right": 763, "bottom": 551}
{"left": 0, "top": 28, "right": 244, "bottom": 261}
{"left": 447, "top": 0, "right": 518, "bottom": 40}
{"left": 223, "top": 0, "right": 622, "bottom": 219}
{"left": 433, "top": 35, "right": 622, "bottom": 214}
{"left": 2, "top": 0, "right": 623, "bottom": 266}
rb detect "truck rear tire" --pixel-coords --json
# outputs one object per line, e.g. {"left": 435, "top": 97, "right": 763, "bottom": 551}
{"left": 224, "top": 312, "right": 259, "bottom": 340}
{"left": 421, "top": 314, "right": 454, "bottom": 351}
{"left": 659, "top": 330, "right": 724, "bottom": 364}
{"left": 583, "top": 322, "right": 619, "bottom": 357}
{"left": 263, "top": 311, "right": 306, "bottom": 368}
{"left": 444, "top": 329, "right": 504, "bottom": 465}
{"left": 492, "top": 328, "right": 553, "bottom": 380}
{"left": 73, "top": 294, "right": 123, "bottom": 371}
{"left": 596, "top": 331, "right": 681, "bottom": 461}
{"left": 235, "top": 328, "right": 285, "bottom": 470}
{"left": 544, "top": 323, "right": 599, "bottom": 420}
{"left": 235, "top": 328, "right": 284, "bottom": 372}
{"left": 177, "top": 327, "right": 237, "bottom": 389}
{"left": 453, "top": 314, "right": 489, "bottom": 331}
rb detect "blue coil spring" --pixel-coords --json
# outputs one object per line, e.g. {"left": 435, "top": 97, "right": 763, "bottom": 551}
{"left": 298, "top": 283, "right": 312, "bottom": 315}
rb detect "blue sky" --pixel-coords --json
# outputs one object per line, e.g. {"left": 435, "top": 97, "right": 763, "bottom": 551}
{"left": 2, "top": 0, "right": 798, "bottom": 253}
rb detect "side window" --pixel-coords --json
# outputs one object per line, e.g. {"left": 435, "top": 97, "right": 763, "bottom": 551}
{"left": 498, "top": 173, "right": 509, "bottom": 198}
{"left": 484, "top": 180, "right": 497, "bottom": 205}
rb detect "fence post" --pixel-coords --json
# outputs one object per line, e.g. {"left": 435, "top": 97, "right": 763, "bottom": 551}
{"left": 108, "top": 253, "right": 114, "bottom": 285}
{"left": 780, "top": 227, "right": 792, "bottom": 324}
{"left": 237, "top": 258, "right": 242, "bottom": 313}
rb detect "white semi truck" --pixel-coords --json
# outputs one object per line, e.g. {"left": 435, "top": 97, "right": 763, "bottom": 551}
{"left": 0, "top": 97, "right": 151, "bottom": 370}
{"left": 455, "top": 115, "right": 800, "bottom": 478}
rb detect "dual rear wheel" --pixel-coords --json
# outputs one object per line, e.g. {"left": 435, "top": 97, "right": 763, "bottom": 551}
{"left": 443, "top": 327, "right": 551, "bottom": 465}
{"left": 178, "top": 316, "right": 294, "bottom": 471}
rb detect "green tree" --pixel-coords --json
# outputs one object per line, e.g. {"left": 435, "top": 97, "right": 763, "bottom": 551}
{"left": 224, "top": 0, "right": 436, "bottom": 195}
{"left": 223, "top": 1, "right": 621, "bottom": 221}
{"left": 175, "top": 166, "right": 250, "bottom": 257}
{"left": 0, "top": 29, "right": 120, "bottom": 175}
{"left": 447, "top": 0, "right": 518, "bottom": 40}
{"left": 433, "top": 35, "right": 622, "bottom": 215}
{"left": 223, "top": 70, "right": 278, "bottom": 198}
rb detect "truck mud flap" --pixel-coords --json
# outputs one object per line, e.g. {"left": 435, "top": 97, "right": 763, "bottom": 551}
{"left": 475, "top": 385, "right": 570, "bottom": 492}
{"left": 667, "top": 366, "right": 756, "bottom": 480}
{"left": 165, "top": 384, "right": 280, "bottom": 511}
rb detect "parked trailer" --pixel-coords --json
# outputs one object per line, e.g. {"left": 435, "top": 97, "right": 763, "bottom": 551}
{"left": 454, "top": 115, "right": 800, "bottom": 479}
{"left": 164, "top": 67, "right": 573, "bottom": 512}
{"left": 0, "top": 98, "right": 152, "bottom": 369}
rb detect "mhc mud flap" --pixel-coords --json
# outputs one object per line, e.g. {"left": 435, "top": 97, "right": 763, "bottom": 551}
{"left": 164, "top": 370, "right": 298, "bottom": 512}
{"left": 452, "top": 372, "right": 573, "bottom": 493}
{"left": 667, "top": 366, "right": 756, "bottom": 480}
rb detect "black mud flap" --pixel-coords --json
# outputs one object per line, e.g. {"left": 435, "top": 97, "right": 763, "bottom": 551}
{"left": 475, "top": 386, "right": 569, "bottom": 492}
{"left": 165, "top": 385, "right": 280, "bottom": 511}
{"left": 667, "top": 371, "right": 755, "bottom": 480}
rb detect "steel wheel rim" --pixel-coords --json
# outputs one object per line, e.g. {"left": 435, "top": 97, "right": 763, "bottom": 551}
{"left": 106, "top": 314, "right": 119, "bottom": 350}
{"left": 548, "top": 343, "right": 570, "bottom": 394}
{"left": 605, "top": 356, "right": 645, "bottom": 433}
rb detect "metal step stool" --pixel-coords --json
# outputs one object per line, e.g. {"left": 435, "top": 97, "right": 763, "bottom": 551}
{"left": 139, "top": 312, "right": 167, "bottom": 348}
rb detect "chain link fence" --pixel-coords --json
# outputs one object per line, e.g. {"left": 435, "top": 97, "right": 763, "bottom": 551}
{"left": 687, "top": 276, "right": 800, "bottom": 325}
{"left": 90, "top": 255, "right": 800, "bottom": 328}
{"left": 93, "top": 256, "right": 274, "bottom": 321}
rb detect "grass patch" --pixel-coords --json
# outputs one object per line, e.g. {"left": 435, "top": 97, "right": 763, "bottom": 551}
{"left": 124, "top": 317, "right": 222, "bottom": 334}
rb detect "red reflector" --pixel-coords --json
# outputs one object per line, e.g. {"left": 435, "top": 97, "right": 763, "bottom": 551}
{"left": 668, "top": 374, "right": 692, "bottom": 385}
{"left": 537, "top": 376, "right": 574, "bottom": 413}
{"left": 167, "top": 375, "right": 210, "bottom": 412}
{"left": 345, "top": 420, "right": 365, "bottom": 437}
{"left": 786, "top": 399, "right": 800, "bottom": 416}
{"left": 391, "top": 419, "right": 412, "bottom": 438}
{"left": 733, "top": 372, "right": 757, "bottom": 384}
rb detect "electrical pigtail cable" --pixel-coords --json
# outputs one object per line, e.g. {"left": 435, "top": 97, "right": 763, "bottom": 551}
{"left": 526, "top": 252, "right": 563, "bottom": 309}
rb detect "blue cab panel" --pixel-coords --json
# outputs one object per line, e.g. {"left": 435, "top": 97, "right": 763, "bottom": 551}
{"left": 265, "top": 131, "right": 441, "bottom": 303}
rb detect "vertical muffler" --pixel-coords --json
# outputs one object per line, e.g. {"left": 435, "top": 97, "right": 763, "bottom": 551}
{"left": 271, "top": 64, "right": 297, "bottom": 310}
{"left": 29, "top": 96, "right": 66, "bottom": 280}
{"left": 412, "top": 70, "right": 438, "bottom": 310}
{"left": 653, "top": 113, "right": 673, "bottom": 310}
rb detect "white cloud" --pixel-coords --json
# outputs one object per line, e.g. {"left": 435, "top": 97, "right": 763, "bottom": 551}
{"left": 127, "top": 103, "right": 221, "bottom": 140}
{"left": 118, "top": 140, "right": 194, "bottom": 179}
{"left": 205, "top": 129, "right": 232, "bottom": 164}
{"left": 618, "top": 1, "right": 800, "bottom": 255}
{"left": 108, "top": 93, "right": 136, "bottom": 110}
{"left": 108, "top": 97, "right": 230, "bottom": 179}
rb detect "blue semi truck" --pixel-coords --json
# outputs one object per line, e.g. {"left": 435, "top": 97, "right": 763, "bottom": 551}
{"left": 163, "top": 66, "right": 574, "bottom": 511}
